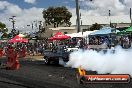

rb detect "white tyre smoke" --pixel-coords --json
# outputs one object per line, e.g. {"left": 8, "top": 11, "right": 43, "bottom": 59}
{"left": 66, "top": 46, "right": 132, "bottom": 76}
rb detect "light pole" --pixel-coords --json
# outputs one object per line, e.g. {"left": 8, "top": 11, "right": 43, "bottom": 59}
{"left": 27, "top": 23, "right": 33, "bottom": 33}
{"left": 9, "top": 16, "right": 16, "bottom": 36}
{"left": 38, "top": 21, "right": 42, "bottom": 30}
{"left": 76, "top": 0, "right": 81, "bottom": 33}
{"left": 33, "top": 20, "right": 38, "bottom": 33}
{"left": 80, "top": 13, "right": 83, "bottom": 35}
{"left": 9, "top": 16, "right": 16, "bottom": 30}
{"left": 130, "top": 8, "right": 132, "bottom": 27}
{"left": 109, "top": 10, "right": 111, "bottom": 27}
{"left": 27, "top": 21, "right": 37, "bottom": 33}
{"left": 76, "top": 0, "right": 93, "bottom": 32}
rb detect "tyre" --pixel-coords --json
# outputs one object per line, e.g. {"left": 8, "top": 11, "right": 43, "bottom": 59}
{"left": 44, "top": 57, "right": 50, "bottom": 65}
{"left": 80, "top": 76, "right": 86, "bottom": 84}
{"left": 76, "top": 73, "right": 86, "bottom": 84}
{"left": 54, "top": 59, "right": 59, "bottom": 65}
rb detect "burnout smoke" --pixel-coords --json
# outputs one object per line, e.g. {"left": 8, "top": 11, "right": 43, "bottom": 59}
{"left": 66, "top": 46, "right": 132, "bottom": 76}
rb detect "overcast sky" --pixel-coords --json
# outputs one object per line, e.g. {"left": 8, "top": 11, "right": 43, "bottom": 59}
{"left": 0, "top": 0, "right": 132, "bottom": 33}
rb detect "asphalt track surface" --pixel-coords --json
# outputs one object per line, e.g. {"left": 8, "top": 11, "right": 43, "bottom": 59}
{"left": 0, "top": 58, "right": 132, "bottom": 88}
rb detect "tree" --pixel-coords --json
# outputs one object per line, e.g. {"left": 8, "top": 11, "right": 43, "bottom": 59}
{"left": 8, "top": 33, "right": 13, "bottom": 38}
{"left": 10, "top": 29, "right": 19, "bottom": 37}
{"left": 1, "top": 32, "right": 8, "bottom": 38}
{"left": 0, "top": 22, "right": 8, "bottom": 33}
{"left": 89, "top": 23, "right": 102, "bottom": 31}
{"left": 42, "top": 6, "right": 72, "bottom": 27}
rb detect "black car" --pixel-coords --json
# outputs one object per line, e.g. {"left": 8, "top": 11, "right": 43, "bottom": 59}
{"left": 43, "top": 45, "right": 70, "bottom": 65}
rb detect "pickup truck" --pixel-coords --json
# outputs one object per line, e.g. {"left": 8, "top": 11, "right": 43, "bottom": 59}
{"left": 43, "top": 45, "right": 70, "bottom": 66}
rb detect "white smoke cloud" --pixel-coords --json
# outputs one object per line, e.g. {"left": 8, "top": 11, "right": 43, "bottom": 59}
{"left": 67, "top": 46, "right": 132, "bottom": 76}
{"left": 24, "top": 0, "right": 36, "bottom": 4}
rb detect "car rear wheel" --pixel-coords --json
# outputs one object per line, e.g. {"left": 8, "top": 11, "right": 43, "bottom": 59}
{"left": 76, "top": 73, "right": 86, "bottom": 84}
{"left": 44, "top": 57, "right": 50, "bottom": 65}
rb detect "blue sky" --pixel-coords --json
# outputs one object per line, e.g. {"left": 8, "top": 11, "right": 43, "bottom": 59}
{"left": 6, "top": 0, "right": 76, "bottom": 9}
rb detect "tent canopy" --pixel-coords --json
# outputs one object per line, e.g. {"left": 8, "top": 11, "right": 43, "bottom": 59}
{"left": 117, "top": 30, "right": 127, "bottom": 35}
{"left": 89, "top": 27, "right": 119, "bottom": 36}
{"left": 117, "top": 27, "right": 132, "bottom": 35}
{"left": 66, "top": 32, "right": 83, "bottom": 38}
{"left": 18, "top": 34, "right": 25, "bottom": 37}
{"left": 49, "top": 31, "right": 71, "bottom": 40}
{"left": 83, "top": 30, "right": 98, "bottom": 37}
{"left": 125, "top": 26, "right": 132, "bottom": 32}
{"left": 66, "top": 30, "right": 98, "bottom": 38}
{"left": 8, "top": 35, "right": 28, "bottom": 43}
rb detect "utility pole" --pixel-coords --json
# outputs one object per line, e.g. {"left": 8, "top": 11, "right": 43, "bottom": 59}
{"left": 9, "top": 16, "right": 16, "bottom": 30}
{"left": 27, "top": 23, "right": 34, "bottom": 31}
{"left": 39, "top": 21, "right": 42, "bottom": 30}
{"left": 80, "top": 13, "right": 83, "bottom": 35}
{"left": 130, "top": 8, "right": 132, "bottom": 26}
{"left": 33, "top": 20, "right": 38, "bottom": 33}
{"left": 109, "top": 10, "right": 111, "bottom": 27}
{"left": 31, "top": 23, "right": 34, "bottom": 30}
{"left": 9, "top": 16, "right": 16, "bottom": 37}
{"left": 76, "top": 0, "right": 81, "bottom": 33}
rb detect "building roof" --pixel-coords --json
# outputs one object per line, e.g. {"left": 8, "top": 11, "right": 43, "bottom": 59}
{"left": 115, "top": 23, "right": 131, "bottom": 28}
{"left": 70, "top": 15, "right": 131, "bottom": 26}
{"left": 49, "top": 27, "right": 76, "bottom": 31}
{"left": 66, "top": 30, "right": 97, "bottom": 38}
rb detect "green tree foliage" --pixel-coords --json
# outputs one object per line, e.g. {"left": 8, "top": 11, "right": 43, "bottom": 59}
{"left": 1, "top": 32, "right": 8, "bottom": 38}
{"left": 89, "top": 23, "right": 102, "bottom": 31}
{"left": 8, "top": 33, "right": 13, "bottom": 38}
{"left": 43, "top": 6, "right": 72, "bottom": 27}
{"left": 0, "top": 22, "right": 8, "bottom": 33}
{"left": 10, "top": 29, "right": 19, "bottom": 37}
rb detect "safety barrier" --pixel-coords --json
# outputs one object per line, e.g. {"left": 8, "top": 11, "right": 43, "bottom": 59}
{"left": 6, "top": 48, "right": 20, "bottom": 70}
{"left": 0, "top": 49, "right": 3, "bottom": 57}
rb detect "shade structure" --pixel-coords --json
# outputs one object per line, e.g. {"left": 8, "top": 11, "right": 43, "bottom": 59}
{"left": 49, "top": 31, "right": 71, "bottom": 40}
{"left": 117, "top": 30, "right": 127, "bottom": 35}
{"left": 89, "top": 27, "right": 119, "bottom": 36}
{"left": 66, "top": 32, "right": 83, "bottom": 38}
{"left": 18, "top": 34, "right": 25, "bottom": 37}
{"left": 8, "top": 35, "right": 28, "bottom": 43}
{"left": 125, "top": 27, "right": 132, "bottom": 32}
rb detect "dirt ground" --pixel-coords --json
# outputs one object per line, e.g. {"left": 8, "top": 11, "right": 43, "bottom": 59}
{"left": 23, "top": 55, "right": 44, "bottom": 61}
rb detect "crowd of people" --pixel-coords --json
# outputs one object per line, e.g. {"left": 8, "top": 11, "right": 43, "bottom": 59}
{"left": 0, "top": 33, "right": 132, "bottom": 57}
{"left": 0, "top": 40, "right": 47, "bottom": 56}
{"left": 88, "top": 35, "right": 132, "bottom": 49}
